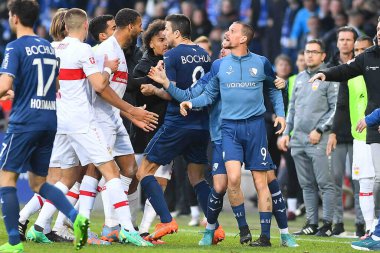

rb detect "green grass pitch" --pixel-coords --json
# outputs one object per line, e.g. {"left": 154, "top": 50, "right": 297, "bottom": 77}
{"left": 0, "top": 210, "right": 361, "bottom": 252}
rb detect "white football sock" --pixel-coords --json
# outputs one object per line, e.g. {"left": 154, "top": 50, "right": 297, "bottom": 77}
{"left": 139, "top": 199, "right": 157, "bottom": 234}
{"left": 79, "top": 175, "right": 98, "bottom": 219}
{"left": 19, "top": 193, "right": 45, "bottom": 224}
{"left": 360, "top": 178, "right": 375, "bottom": 231}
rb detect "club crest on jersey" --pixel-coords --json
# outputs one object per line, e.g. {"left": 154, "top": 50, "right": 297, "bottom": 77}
{"left": 312, "top": 80, "right": 320, "bottom": 91}
{"left": 249, "top": 67, "right": 258, "bottom": 76}
{"left": 226, "top": 66, "right": 234, "bottom": 75}
{"left": 212, "top": 163, "right": 219, "bottom": 171}
{"left": 89, "top": 57, "right": 95, "bottom": 64}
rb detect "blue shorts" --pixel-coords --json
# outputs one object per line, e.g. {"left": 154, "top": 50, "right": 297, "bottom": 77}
{"left": 145, "top": 125, "right": 209, "bottom": 165}
{"left": 221, "top": 115, "right": 275, "bottom": 171}
{"left": 211, "top": 141, "right": 226, "bottom": 176}
{"left": 0, "top": 131, "right": 56, "bottom": 177}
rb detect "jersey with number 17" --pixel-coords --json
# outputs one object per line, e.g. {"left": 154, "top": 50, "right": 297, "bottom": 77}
{"left": 163, "top": 44, "right": 211, "bottom": 130}
{"left": 0, "top": 35, "right": 58, "bottom": 133}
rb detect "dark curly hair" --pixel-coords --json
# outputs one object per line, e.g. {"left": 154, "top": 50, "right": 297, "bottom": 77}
{"left": 142, "top": 19, "right": 166, "bottom": 55}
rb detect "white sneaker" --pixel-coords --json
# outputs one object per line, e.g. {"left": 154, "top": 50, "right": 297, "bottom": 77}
{"left": 188, "top": 217, "right": 200, "bottom": 226}
{"left": 55, "top": 225, "right": 74, "bottom": 241}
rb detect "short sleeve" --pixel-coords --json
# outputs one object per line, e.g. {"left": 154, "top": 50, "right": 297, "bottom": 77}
{"left": 80, "top": 45, "right": 100, "bottom": 77}
{"left": 0, "top": 43, "right": 19, "bottom": 78}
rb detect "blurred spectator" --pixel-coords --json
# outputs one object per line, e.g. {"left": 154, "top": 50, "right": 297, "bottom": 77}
{"left": 347, "top": 9, "right": 366, "bottom": 37}
{"left": 151, "top": 2, "right": 167, "bottom": 21}
{"left": 239, "top": 0, "right": 252, "bottom": 23}
{"left": 206, "top": 0, "right": 222, "bottom": 26}
{"left": 281, "top": 0, "right": 301, "bottom": 62}
{"left": 134, "top": 0, "right": 151, "bottom": 29}
{"left": 299, "top": 15, "right": 321, "bottom": 50}
{"left": 318, "top": 0, "right": 334, "bottom": 34}
{"left": 194, "top": 36, "right": 213, "bottom": 56}
{"left": 253, "top": 0, "right": 288, "bottom": 63}
{"left": 180, "top": 1, "right": 194, "bottom": 18}
{"left": 290, "top": 0, "right": 319, "bottom": 51}
{"left": 217, "top": 0, "right": 239, "bottom": 30}
{"left": 322, "top": 11, "right": 349, "bottom": 57}
{"left": 209, "top": 26, "right": 225, "bottom": 61}
{"left": 190, "top": 9, "right": 213, "bottom": 40}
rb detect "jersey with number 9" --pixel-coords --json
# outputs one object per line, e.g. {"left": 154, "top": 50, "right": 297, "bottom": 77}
{"left": 0, "top": 35, "right": 58, "bottom": 133}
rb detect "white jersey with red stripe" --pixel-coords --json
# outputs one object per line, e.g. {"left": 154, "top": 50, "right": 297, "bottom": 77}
{"left": 93, "top": 36, "right": 128, "bottom": 133}
{"left": 55, "top": 36, "right": 100, "bottom": 134}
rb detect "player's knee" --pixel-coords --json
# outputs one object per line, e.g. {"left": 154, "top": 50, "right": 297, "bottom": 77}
{"left": 29, "top": 180, "right": 45, "bottom": 193}
{"left": 214, "top": 183, "right": 227, "bottom": 194}
{"left": 227, "top": 175, "right": 240, "bottom": 188}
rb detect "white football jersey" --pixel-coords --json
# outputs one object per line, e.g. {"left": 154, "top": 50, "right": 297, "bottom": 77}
{"left": 55, "top": 36, "right": 99, "bottom": 134}
{"left": 93, "top": 36, "right": 128, "bottom": 132}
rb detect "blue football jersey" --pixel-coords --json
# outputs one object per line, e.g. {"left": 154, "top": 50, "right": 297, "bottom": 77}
{"left": 164, "top": 44, "right": 211, "bottom": 129}
{"left": 0, "top": 35, "right": 58, "bottom": 133}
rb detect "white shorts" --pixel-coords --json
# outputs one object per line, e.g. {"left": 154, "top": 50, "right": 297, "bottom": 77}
{"left": 49, "top": 134, "right": 71, "bottom": 168}
{"left": 101, "top": 122, "right": 134, "bottom": 157}
{"left": 60, "top": 125, "right": 113, "bottom": 169}
{"left": 135, "top": 153, "right": 173, "bottom": 180}
{"left": 352, "top": 139, "right": 375, "bottom": 180}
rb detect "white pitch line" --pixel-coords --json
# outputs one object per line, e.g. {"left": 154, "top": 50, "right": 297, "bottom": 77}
{"left": 180, "top": 229, "right": 354, "bottom": 245}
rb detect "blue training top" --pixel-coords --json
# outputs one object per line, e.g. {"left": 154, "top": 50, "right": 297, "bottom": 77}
{"left": 189, "top": 52, "right": 285, "bottom": 120}
{"left": 0, "top": 35, "right": 58, "bottom": 133}
{"left": 166, "top": 59, "right": 222, "bottom": 142}
{"left": 163, "top": 44, "right": 211, "bottom": 130}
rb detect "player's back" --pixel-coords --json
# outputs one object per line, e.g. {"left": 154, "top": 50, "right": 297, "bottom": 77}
{"left": 164, "top": 44, "right": 211, "bottom": 129}
{"left": 55, "top": 36, "right": 99, "bottom": 134}
{"left": 0, "top": 35, "right": 58, "bottom": 133}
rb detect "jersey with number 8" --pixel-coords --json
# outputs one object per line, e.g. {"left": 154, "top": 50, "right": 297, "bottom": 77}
{"left": 0, "top": 35, "right": 58, "bottom": 133}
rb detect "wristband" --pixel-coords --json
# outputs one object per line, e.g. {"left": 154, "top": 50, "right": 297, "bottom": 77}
{"left": 103, "top": 67, "right": 112, "bottom": 75}
{"left": 316, "top": 128, "right": 323, "bottom": 134}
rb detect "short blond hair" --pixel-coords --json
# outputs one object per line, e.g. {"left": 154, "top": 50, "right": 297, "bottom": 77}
{"left": 194, "top": 36, "right": 211, "bottom": 50}
{"left": 49, "top": 8, "right": 67, "bottom": 41}
{"left": 64, "top": 8, "right": 87, "bottom": 32}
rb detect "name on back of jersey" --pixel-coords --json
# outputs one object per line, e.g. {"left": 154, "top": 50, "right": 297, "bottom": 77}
{"left": 30, "top": 98, "right": 56, "bottom": 110}
{"left": 180, "top": 54, "right": 211, "bottom": 64}
{"left": 25, "top": 45, "right": 55, "bottom": 56}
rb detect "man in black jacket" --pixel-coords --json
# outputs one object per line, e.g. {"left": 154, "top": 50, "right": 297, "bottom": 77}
{"left": 310, "top": 16, "right": 380, "bottom": 251}
{"left": 325, "top": 26, "right": 365, "bottom": 237}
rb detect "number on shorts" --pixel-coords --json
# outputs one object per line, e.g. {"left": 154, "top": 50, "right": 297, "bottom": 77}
{"left": 261, "top": 147, "right": 267, "bottom": 161}
{"left": 0, "top": 143, "right": 7, "bottom": 158}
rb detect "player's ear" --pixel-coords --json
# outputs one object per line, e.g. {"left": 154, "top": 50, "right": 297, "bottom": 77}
{"left": 240, "top": 36, "right": 247, "bottom": 44}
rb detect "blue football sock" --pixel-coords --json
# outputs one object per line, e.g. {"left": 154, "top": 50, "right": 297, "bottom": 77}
{"left": 268, "top": 179, "right": 288, "bottom": 229}
{"left": 260, "top": 212, "right": 272, "bottom": 238}
{"left": 0, "top": 187, "right": 21, "bottom": 245}
{"left": 232, "top": 203, "right": 248, "bottom": 228}
{"left": 141, "top": 175, "right": 172, "bottom": 223}
{"left": 194, "top": 180, "right": 211, "bottom": 215}
{"left": 39, "top": 183, "right": 77, "bottom": 223}
{"left": 207, "top": 188, "right": 225, "bottom": 225}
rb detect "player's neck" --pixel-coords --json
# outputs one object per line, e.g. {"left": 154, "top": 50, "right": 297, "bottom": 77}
{"left": 16, "top": 26, "right": 35, "bottom": 38}
{"left": 176, "top": 37, "right": 194, "bottom": 46}
{"left": 114, "top": 30, "right": 128, "bottom": 49}
{"left": 67, "top": 31, "right": 86, "bottom": 42}
{"left": 231, "top": 46, "right": 249, "bottom": 57}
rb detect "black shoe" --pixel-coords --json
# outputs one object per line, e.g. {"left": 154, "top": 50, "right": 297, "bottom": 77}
{"left": 293, "top": 222, "right": 318, "bottom": 235}
{"left": 18, "top": 220, "right": 29, "bottom": 241}
{"left": 315, "top": 220, "right": 332, "bottom": 237}
{"left": 249, "top": 234, "right": 271, "bottom": 247}
{"left": 356, "top": 223, "right": 366, "bottom": 237}
{"left": 239, "top": 225, "right": 252, "bottom": 244}
{"left": 45, "top": 231, "right": 73, "bottom": 242}
{"left": 332, "top": 223, "right": 345, "bottom": 236}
